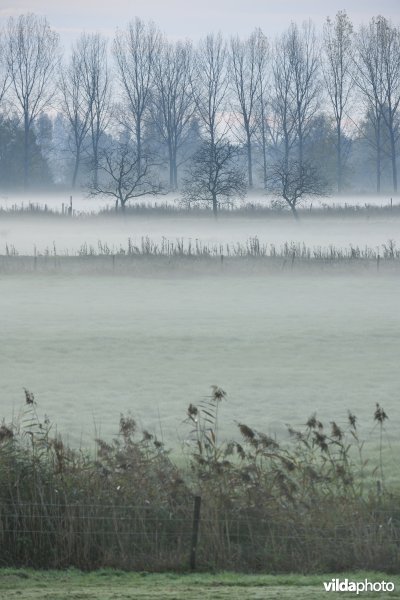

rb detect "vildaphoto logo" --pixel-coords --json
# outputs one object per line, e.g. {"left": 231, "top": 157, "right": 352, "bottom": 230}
{"left": 323, "top": 578, "right": 395, "bottom": 594}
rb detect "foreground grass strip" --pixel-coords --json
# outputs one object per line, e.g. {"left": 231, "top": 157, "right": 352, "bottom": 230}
{"left": 1, "top": 570, "right": 400, "bottom": 599}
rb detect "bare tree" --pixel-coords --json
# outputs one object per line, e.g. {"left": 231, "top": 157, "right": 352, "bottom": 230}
{"left": 230, "top": 30, "right": 266, "bottom": 188}
{"left": 323, "top": 11, "right": 354, "bottom": 193}
{"left": 271, "top": 31, "right": 297, "bottom": 169}
{"left": 113, "top": 18, "right": 161, "bottom": 172}
{"left": 81, "top": 34, "right": 112, "bottom": 188}
{"left": 90, "top": 141, "right": 162, "bottom": 210}
{"left": 377, "top": 17, "right": 400, "bottom": 192}
{"left": 152, "top": 39, "right": 194, "bottom": 190}
{"left": 270, "top": 20, "right": 320, "bottom": 203}
{"left": 252, "top": 29, "right": 270, "bottom": 189}
{"left": 182, "top": 140, "right": 246, "bottom": 216}
{"left": 270, "top": 27, "right": 328, "bottom": 210}
{"left": 289, "top": 21, "right": 320, "bottom": 166}
{"left": 6, "top": 13, "right": 59, "bottom": 188}
{"left": 269, "top": 158, "right": 329, "bottom": 219}
{"left": 193, "top": 32, "right": 229, "bottom": 149}
{"left": 0, "top": 31, "right": 10, "bottom": 110}
{"left": 60, "top": 35, "right": 95, "bottom": 188}
{"left": 188, "top": 33, "right": 241, "bottom": 213}
{"left": 353, "top": 17, "right": 399, "bottom": 193}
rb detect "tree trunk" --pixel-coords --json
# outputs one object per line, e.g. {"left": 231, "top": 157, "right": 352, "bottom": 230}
{"left": 23, "top": 115, "right": 29, "bottom": 190}
{"left": 169, "top": 154, "right": 174, "bottom": 189}
{"left": 93, "top": 164, "right": 98, "bottom": 189}
{"left": 377, "top": 151, "right": 381, "bottom": 194}
{"left": 72, "top": 150, "right": 80, "bottom": 189}
{"left": 246, "top": 128, "right": 253, "bottom": 188}
{"left": 172, "top": 138, "right": 179, "bottom": 190}
{"left": 337, "top": 126, "right": 342, "bottom": 194}
{"left": 136, "top": 121, "right": 142, "bottom": 173}
{"left": 212, "top": 192, "right": 218, "bottom": 218}
{"left": 389, "top": 126, "right": 398, "bottom": 193}
{"left": 168, "top": 142, "right": 176, "bottom": 190}
{"left": 290, "top": 203, "right": 299, "bottom": 220}
{"left": 261, "top": 115, "right": 267, "bottom": 189}
{"left": 298, "top": 122, "right": 303, "bottom": 168}
{"left": 376, "top": 120, "right": 382, "bottom": 194}
{"left": 173, "top": 160, "right": 178, "bottom": 190}
{"left": 92, "top": 139, "right": 99, "bottom": 188}
{"left": 283, "top": 126, "right": 290, "bottom": 171}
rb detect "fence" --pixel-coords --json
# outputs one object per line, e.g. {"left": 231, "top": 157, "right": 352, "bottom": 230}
{"left": 1, "top": 498, "right": 400, "bottom": 572}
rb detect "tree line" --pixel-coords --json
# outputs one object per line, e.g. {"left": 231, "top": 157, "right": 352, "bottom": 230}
{"left": 0, "top": 12, "right": 399, "bottom": 214}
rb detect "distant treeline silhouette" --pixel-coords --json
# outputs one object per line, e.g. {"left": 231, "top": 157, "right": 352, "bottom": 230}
{"left": 0, "top": 13, "right": 400, "bottom": 213}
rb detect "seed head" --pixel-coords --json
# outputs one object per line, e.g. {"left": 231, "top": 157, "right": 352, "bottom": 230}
{"left": 374, "top": 403, "right": 388, "bottom": 424}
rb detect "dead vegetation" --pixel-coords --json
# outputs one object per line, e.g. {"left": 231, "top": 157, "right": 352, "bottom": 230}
{"left": 0, "top": 388, "right": 399, "bottom": 572}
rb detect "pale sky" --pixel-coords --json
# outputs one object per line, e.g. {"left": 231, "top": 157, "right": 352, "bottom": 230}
{"left": 0, "top": 0, "right": 399, "bottom": 48}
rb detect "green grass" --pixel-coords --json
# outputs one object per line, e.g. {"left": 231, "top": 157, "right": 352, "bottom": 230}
{"left": 1, "top": 570, "right": 399, "bottom": 599}
{"left": 1, "top": 273, "right": 400, "bottom": 459}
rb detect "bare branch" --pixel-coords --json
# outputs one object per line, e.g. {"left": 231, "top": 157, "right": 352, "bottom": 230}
{"left": 268, "top": 158, "right": 330, "bottom": 218}
{"left": 182, "top": 140, "right": 246, "bottom": 215}
{"left": 113, "top": 18, "right": 161, "bottom": 170}
{"left": 151, "top": 38, "right": 195, "bottom": 190}
{"left": 5, "top": 13, "right": 59, "bottom": 187}
{"left": 89, "top": 141, "right": 163, "bottom": 209}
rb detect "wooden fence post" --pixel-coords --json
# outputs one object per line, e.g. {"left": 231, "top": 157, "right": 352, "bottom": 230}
{"left": 190, "top": 496, "right": 201, "bottom": 571}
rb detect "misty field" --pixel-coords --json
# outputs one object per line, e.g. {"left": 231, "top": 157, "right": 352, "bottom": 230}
{"left": 2, "top": 210, "right": 400, "bottom": 574}
{"left": 1, "top": 268, "right": 400, "bottom": 455}
{"left": 1, "top": 198, "right": 400, "bottom": 256}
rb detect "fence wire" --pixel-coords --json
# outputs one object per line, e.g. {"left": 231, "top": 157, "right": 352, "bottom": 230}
{"left": 2, "top": 499, "right": 400, "bottom": 570}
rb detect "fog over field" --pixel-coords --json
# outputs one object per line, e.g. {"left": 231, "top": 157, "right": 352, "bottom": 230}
{"left": 1, "top": 197, "right": 400, "bottom": 455}
{"left": 1, "top": 203, "right": 400, "bottom": 257}
{"left": 1, "top": 6, "right": 400, "bottom": 460}
{"left": 3, "top": 0, "right": 400, "bottom": 579}
{"left": 1, "top": 267, "right": 400, "bottom": 457}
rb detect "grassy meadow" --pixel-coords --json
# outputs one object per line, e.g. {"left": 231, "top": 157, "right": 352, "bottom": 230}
{"left": 1, "top": 269, "right": 400, "bottom": 459}
{"left": 1, "top": 570, "right": 400, "bottom": 599}
{"left": 1, "top": 207, "right": 400, "bottom": 575}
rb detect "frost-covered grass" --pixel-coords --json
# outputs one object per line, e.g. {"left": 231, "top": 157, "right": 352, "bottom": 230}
{"left": 1, "top": 272, "right": 399, "bottom": 463}
{"left": 1, "top": 570, "right": 399, "bottom": 599}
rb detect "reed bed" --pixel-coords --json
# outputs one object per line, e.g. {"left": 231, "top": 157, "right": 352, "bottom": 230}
{"left": 3, "top": 236, "right": 399, "bottom": 260}
{"left": 1, "top": 237, "right": 399, "bottom": 276}
{"left": 0, "top": 388, "right": 399, "bottom": 572}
